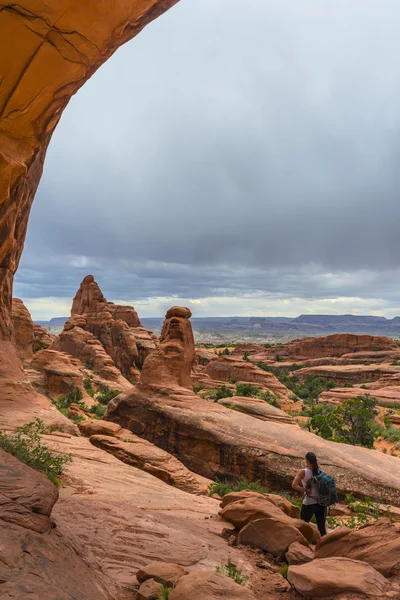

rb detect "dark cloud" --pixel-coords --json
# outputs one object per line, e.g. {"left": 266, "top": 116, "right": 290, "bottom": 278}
{"left": 15, "top": 0, "right": 400, "bottom": 316}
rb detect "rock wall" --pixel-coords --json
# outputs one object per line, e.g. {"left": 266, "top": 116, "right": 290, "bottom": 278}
{"left": 0, "top": 0, "right": 179, "bottom": 343}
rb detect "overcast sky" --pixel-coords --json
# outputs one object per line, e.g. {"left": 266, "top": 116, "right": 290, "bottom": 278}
{"left": 14, "top": 0, "right": 400, "bottom": 319}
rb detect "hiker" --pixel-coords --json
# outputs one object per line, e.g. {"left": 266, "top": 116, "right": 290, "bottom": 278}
{"left": 292, "top": 451, "right": 331, "bottom": 536}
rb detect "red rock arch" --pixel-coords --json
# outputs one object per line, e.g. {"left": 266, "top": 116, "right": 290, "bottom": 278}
{"left": 0, "top": 0, "right": 178, "bottom": 341}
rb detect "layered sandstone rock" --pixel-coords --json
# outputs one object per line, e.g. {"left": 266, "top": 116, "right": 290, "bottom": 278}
{"left": 107, "top": 311, "right": 400, "bottom": 505}
{"left": 269, "top": 334, "right": 398, "bottom": 362}
{"left": 11, "top": 298, "right": 34, "bottom": 360}
{"left": 204, "top": 355, "right": 292, "bottom": 400}
{"left": 288, "top": 557, "right": 390, "bottom": 598}
{"left": 31, "top": 348, "right": 89, "bottom": 399}
{"left": 217, "top": 396, "right": 296, "bottom": 424}
{"left": 33, "top": 323, "right": 55, "bottom": 352}
{"left": 57, "top": 275, "right": 157, "bottom": 379}
{"left": 295, "top": 363, "right": 400, "bottom": 385}
{"left": 51, "top": 321, "right": 131, "bottom": 390}
{"left": 139, "top": 306, "right": 195, "bottom": 392}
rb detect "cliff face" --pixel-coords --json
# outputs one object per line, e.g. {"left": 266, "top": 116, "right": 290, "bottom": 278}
{"left": 0, "top": 0, "right": 179, "bottom": 343}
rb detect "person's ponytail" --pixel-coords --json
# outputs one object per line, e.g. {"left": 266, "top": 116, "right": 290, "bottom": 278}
{"left": 305, "top": 451, "right": 319, "bottom": 476}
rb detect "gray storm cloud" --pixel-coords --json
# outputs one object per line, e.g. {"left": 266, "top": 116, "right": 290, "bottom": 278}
{"left": 15, "top": 0, "right": 400, "bottom": 314}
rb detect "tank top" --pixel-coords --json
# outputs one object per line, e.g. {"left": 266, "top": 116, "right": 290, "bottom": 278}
{"left": 302, "top": 467, "right": 319, "bottom": 505}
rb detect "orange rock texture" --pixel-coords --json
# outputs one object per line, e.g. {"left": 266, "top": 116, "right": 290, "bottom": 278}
{"left": 0, "top": 0, "right": 179, "bottom": 344}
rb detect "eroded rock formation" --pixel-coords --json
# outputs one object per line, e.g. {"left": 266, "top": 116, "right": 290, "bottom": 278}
{"left": 0, "top": 1, "right": 179, "bottom": 345}
{"left": 11, "top": 298, "right": 34, "bottom": 360}
{"left": 107, "top": 309, "right": 400, "bottom": 505}
{"left": 56, "top": 275, "right": 157, "bottom": 379}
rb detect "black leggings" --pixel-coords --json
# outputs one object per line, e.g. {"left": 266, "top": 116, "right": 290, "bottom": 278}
{"left": 300, "top": 503, "right": 327, "bottom": 537}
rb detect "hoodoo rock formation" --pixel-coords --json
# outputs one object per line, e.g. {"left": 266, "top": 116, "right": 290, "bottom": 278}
{"left": 55, "top": 275, "right": 158, "bottom": 380}
{"left": 107, "top": 309, "right": 400, "bottom": 505}
{"left": 11, "top": 298, "right": 34, "bottom": 360}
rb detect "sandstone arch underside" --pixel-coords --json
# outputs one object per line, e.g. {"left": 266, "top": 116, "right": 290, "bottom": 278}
{"left": 0, "top": 0, "right": 179, "bottom": 342}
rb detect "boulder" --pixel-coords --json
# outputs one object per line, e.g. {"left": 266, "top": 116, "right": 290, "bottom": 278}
{"left": 136, "top": 562, "right": 188, "bottom": 586}
{"left": 0, "top": 447, "right": 58, "bottom": 533}
{"left": 220, "top": 490, "right": 300, "bottom": 518}
{"left": 169, "top": 571, "right": 256, "bottom": 600}
{"left": 137, "top": 578, "right": 163, "bottom": 600}
{"left": 287, "top": 557, "right": 389, "bottom": 598}
{"left": 238, "top": 517, "right": 309, "bottom": 557}
{"left": 219, "top": 496, "right": 318, "bottom": 544}
{"left": 12, "top": 298, "right": 34, "bottom": 360}
{"left": 286, "top": 541, "right": 314, "bottom": 565}
{"left": 315, "top": 519, "right": 400, "bottom": 577}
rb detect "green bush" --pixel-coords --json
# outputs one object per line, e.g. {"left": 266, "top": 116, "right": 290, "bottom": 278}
{"left": 53, "top": 387, "right": 87, "bottom": 416}
{"left": 216, "top": 559, "right": 248, "bottom": 586}
{"left": 88, "top": 404, "right": 107, "bottom": 419}
{"left": 235, "top": 383, "right": 260, "bottom": 397}
{"left": 243, "top": 351, "right": 250, "bottom": 361}
{"left": 193, "top": 385, "right": 205, "bottom": 394}
{"left": 209, "top": 476, "right": 268, "bottom": 497}
{"left": 214, "top": 385, "right": 234, "bottom": 401}
{"left": 157, "top": 584, "right": 173, "bottom": 600}
{"left": 258, "top": 390, "right": 280, "bottom": 408}
{"left": 278, "top": 563, "right": 288, "bottom": 579}
{"left": 0, "top": 419, "right": 72, "bottom": 486}
{"left": 96, "top": 386, "right": 121, "bottom": 406}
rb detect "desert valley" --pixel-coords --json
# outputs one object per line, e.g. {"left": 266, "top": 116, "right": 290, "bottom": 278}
{"left": 2, "top": 1, "right": 400, "bottom": 599}
{"left": 2, "top": 275, "right": 400, "bottom": 599}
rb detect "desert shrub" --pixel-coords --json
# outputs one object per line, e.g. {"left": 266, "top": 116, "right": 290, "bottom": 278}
{"left": 0, "top": 419, "right": 71, "bottom": 486}
{"left": 391, "top": 360, "right": 400, "bottom": 366}
{"left": 235, "top": 383, "right": 260, "bottom": 397}
{"left": 157, "top": 584, "right": 173, "bottom": 600}
{"left": 216, "top": 559, "right": 247, "bottom": 586}
{"left": 258, "top": 390, "right": 281, "bottom": 408}
{"left": 193, "top": 385, "right": 205, "bottom": 394}
{"left": 96, "top": 386, "right": 121, "bottom": 405}
{"left": 310, "top": 395, "right": 377, "bottom": 448}
{"left": 214, "top": 385, "right": 234, "bottom": 401}
{"left": 209, "top": 476, "right": 267, "bottom": 497}
{"left": 88, "top": 404, "right": 107, "bottom": 419}
{"left": 219, "top": 348, "right": 230, "bottom": 356}
{"left": 278, "top": 563, "right": 288, "bottom": 579}
{"left": 85, "top": 358, "right": 94, "bottom": 369}
{"left": 54, "top": 387, "right": 86, "bottom": 416}
{"left": 243, "top": 351, "right": 250, "bottom": 361}
{"left": 226, "top": 403, "right": 239, "bottom": 411}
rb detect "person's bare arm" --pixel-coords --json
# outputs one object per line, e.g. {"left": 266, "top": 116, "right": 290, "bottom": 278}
{"left": 292, "top": 469, "right": 306, "bottom": 493}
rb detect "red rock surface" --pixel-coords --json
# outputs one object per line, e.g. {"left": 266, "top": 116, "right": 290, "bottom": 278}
{"left": 288, "top": 557, "right": 390, "bottom": 598}
{"left": 51, "top": 321, "right": 132, "bottom": 390}
{"left": 270, "top": 334, "right": 398, "bottom": 361}
{"left": 63, "top": 275, "right": 157, "bottom": 379}
{"left": 11, "top": 298, "right": 34, "bottom": 360}
{"left": 217, "top": 396, "right": 296, "bottom": 424}
{"left": 169, "top": 571, "right": 257, "bottom": 600}
{"left": 33, "top": 322, "right": 55, "bottom": 353}
{"left": 315, "top": 519, "right": 400, "bottom": 577}
{"left": 31, "top": 348, "right": 90, "bottom": 400}
{"left": 204, "top": 356, "right": 292, "bottom": 400}
{"left": 139, "top": 306, "right": 195, "bottom": 392}
{"left": 107, "top": 311, "right": 400, "bottom": 505}
{"left": 295, "top": 363, "right": 400, "bottom": 385}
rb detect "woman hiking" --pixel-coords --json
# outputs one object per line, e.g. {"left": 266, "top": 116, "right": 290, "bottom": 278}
{"left": 292, "top": 451, "right": 327, "bottom": 536}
